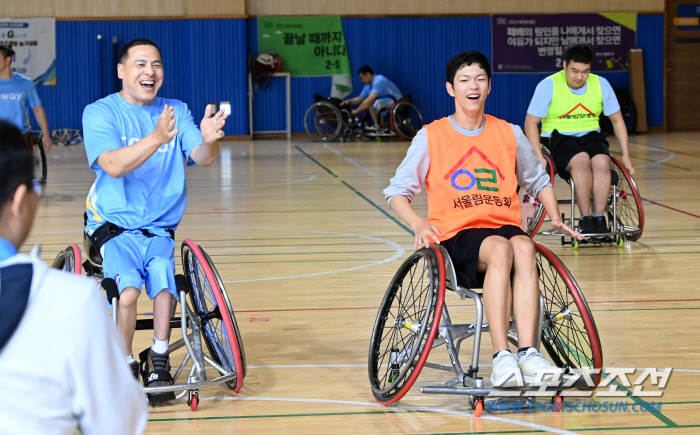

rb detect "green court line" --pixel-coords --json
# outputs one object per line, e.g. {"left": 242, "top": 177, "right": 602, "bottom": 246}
{"left": 149, "top": 409, "right": 425, "bottom": 422}
{"left": 295, "top": 145, "right": 338, "bottom": 177}
{"left": 603, "top": 373, "right": 677, "bottom": 427}
{"left": 341, "top": 180, "right": 414, "bottom": 235}
{"left": 411, "top": 425, "right": 700, "bottom": 435}
{"left": 593, "top": 307, "right": 700, "bottom": 312}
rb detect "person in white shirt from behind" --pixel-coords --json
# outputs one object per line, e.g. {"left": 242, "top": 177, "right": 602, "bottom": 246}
{"left": 0, "top": 120, "right": 147, "bottom": 434}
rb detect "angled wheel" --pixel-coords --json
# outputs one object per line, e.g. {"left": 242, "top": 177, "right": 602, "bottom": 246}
{"left": 182, "top": 240, "right": 244, "bottom": 392}
{"left": 368, "top": 245, "right": 445, "bottom": 405}
{"left": 609, "top": 155, "right": 644, "bottom": 241}
{"left": 51, "top": 244, "right": 82, "bottom": 275}
{"left": 304, "top": 101, "right": 343, "bottom": 142}
{"left": 30, "top": 135, "right": 47, "bottom": 191}
{"left": 390, "top": 102, "right": 423, "bottom": 140}
{"left": 521, "top": 155, "right": 555, "bottom": 237}
{"left": 535, "top": 242, "right": 602, "bottom": 388}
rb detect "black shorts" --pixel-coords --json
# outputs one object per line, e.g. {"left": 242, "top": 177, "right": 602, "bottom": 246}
{"left": 442, "top": 225, "right": 528, "bottom": 289}
{"left": 544, "top": 131, "right": 610, "bottom": 180}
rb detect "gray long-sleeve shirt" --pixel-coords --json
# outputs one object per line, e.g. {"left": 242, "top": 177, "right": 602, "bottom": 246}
{"left": 384, "top": 116, "right": 551, "bottom": 205}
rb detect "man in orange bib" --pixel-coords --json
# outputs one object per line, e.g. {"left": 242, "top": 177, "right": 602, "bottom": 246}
{"left": 384, "top": 51, "right": 582, "bottom": 387}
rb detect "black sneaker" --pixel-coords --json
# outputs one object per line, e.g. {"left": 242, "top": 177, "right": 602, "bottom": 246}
{"left": 139, "top": 348, "right": 175, "bottom": 403}
{"left": 579, "top": 215, "right": 596, "bottom": 234}
{"left": 129, "top": 360, "right": 139, "bottom": 381}
{"left": 594, "top": 216, "right": 610, "bottom": 233}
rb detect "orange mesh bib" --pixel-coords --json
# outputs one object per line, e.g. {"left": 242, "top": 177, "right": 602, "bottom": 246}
{"left": 425, "top": 115, "right": 521, "bottom": 241}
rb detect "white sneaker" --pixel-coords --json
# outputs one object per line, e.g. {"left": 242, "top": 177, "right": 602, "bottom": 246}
{"left": 490, "top": 350, "right": 522, "bottom": 387}
{"left": 518, "top": 348, "right": 564, "bottom": 384}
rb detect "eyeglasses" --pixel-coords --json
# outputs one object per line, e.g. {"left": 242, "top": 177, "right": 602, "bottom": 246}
{"left": 32, "top": 179, "right": 43, "bottom": 196}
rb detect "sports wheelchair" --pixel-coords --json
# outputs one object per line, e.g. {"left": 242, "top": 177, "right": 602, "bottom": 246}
{"left": 303, "top": 94, "right": 423, "bottom": 142}
{"left": 521, "top": 147, "right": 643, "bottom": 248}
{"left": 25, "top": 132, "right": 47, "bottom": 192}
{"left": 51, "top": 227, "right": 245, "bottom": 411}
{"left": 368, "top": 243, "right": 602, "bottom": 416}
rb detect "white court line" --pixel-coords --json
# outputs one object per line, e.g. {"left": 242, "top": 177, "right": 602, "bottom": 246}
{"left": 324, "top": 144, "right": 375, "bottom": 175}
{"left": 203, "top": 246, "right": 397, "bottom": 254}
{"left": 627, "top": 141, "right": 676, "bottom": 168}
{"left": 201, "top": 396, "right": 581, "bottom": 435}
{"left": 679, "top": 138, "right": 700, "bottom": 145}
{"left": 246, "top": 364, "right": 700, "bottom": 373}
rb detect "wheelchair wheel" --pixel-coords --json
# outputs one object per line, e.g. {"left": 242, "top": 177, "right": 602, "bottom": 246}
{"left": 31, "top": 136, "right": 47, "bottom": 191}
{"left": 51, "top": 244, "right": 82, "bottom": 275}
{"left": 368, "top": 245, "right": 446, "bottom": 405}
{"left": 534, "top": 242, "right": 603, "bottom": 388}
{"left": 181, "top": 240, "right": 244, "bottom": 392}
{"left": 390, "top": 102, "right": 423, "bottom": 141}
{"left": 522, "top": 155, "right": 555, "bottom": 237}
{"left": 304, "top": 101, "right": 343, "bottom": 142}
{"left": 609, "top": 155, "right": 644, "bottom": 241}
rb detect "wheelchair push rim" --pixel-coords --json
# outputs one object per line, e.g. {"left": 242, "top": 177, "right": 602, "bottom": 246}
{"left": 304, "top": 101, "right": 343, "bottom": 142}
{"left": 368, "top": 246, "right": 445, "bottom": 405}
{"left": 390, "top": 102, "right": 423, "bottom": 141}
{"left": 609, "top": 155, "right": 644, "bottom": 241}
{"left": 182, "top": 240, "right": 244, "bottom": 392}
{"left": 51, "top": 244, "right": 82, "bottom": 275}
{"left": 534, "top": 242, "right": 603, "bottom": 388}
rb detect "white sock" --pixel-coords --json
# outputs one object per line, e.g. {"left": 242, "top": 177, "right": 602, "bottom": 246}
{"left": 125, "top": 353, "right": 136, "bottom": 364}
{"left": 151, "top": 337, "right": 169, "bottom": 354}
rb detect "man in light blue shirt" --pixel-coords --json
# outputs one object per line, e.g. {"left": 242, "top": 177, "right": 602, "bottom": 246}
{"left": 340, "top": 65, "right": 402, "bottom": 129}
{"left": 0, "top": 45, "right": 52, "bottom": 153}
{"left": 83, "top": 38, "right": 227, "bottom": 401}
{"left": 524, "top": 44, "right": 634, "bottom": 234}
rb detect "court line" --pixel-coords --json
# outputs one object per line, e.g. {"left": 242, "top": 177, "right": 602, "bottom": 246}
{"left": 604, "top": 374, "right": 677, "bottom": 427}
{"left": 324, "top": 144, "right": 376, "bottom": 175}
{"left": 196, "top": 397, "right": 582, "bottom": 435}
{"left": 626, "top": 142, "right": 680, "bottom": 169}
{"left": 295, "top": 145, "right": 338, "bottom": 177}
{"left": 642, "top": 197, "right": 700, "bottom": 219}
{"left": 245, "top": 364, "right": 700, "bottom": 373}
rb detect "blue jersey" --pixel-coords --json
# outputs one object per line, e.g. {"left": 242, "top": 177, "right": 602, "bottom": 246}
{"left": 526, "top": 76, "right": 620, "bottom": 137}
{"left": 0, "top": 74, "right": 42, "bottom": 133}
{"left": 359, "top": 75, "right": 402, "bottom": 100}
{"left": 82, "top": 93, "right": 203, "bottom": 237}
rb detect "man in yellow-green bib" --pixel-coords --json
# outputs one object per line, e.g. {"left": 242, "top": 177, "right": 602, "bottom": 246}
{"left": 524, "top": 44, "right": 634, "bottom": 235}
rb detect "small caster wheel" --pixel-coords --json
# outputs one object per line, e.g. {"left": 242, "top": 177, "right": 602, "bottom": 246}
{"left": 473, "top": 399, "right": 484, "bottom": 417}
{"left": 617, "top": 237, "right": 625, "bottom": 248}
{"left": 572, "top": 239, "right": 579, "bottom": 250}
{"left": 188, "top": 390, "right": 199, "bottom": 411}
{"left": 552, "top": 394, "right": 563, "bottom": 412}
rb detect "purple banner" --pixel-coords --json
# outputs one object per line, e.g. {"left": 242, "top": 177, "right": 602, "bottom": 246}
{"left": 491, "top": 13, "right": 637, "bottom": 73}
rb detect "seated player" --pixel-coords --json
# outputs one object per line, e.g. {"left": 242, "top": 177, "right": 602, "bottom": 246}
{"left": 524, "top": 43, "right": 635, "bottom": 234}
{"left": 82, "top": 38, "right": 226, "bottom": 400}
{"left": 0, "top": 121, "right": 147, "bottom": 434}
{"left": 384, "top": 51, "right": 582, "bottom": 386}
{"left": 340, "top": 65, "right": 402, "bottom": 131}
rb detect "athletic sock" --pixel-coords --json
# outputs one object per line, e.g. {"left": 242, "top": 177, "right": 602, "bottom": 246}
{"left": 591, "top": 212, "right": 605, "bottom": 217}
{"left": 151, "top": 337, "right": 169, "bottom": 354}
{"left": 126, "top": 353, "right": 136, "bottom": 364}
{"left": 518, "top": 346, "right": 533, "bottom": 357}
{"left": 493, "top": 349, "right": 511, "bottom": 359}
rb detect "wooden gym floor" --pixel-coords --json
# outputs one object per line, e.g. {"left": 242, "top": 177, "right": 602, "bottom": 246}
{"left": 25, "top": 131, "right": 700, "bottom": 434}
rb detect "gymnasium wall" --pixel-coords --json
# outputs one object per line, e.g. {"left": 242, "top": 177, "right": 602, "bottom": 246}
{"left": 16, "top": 14, "right": 663, "bottom": 135}
{"left": 0, "top": 0, "right": 245, "bottom": 18}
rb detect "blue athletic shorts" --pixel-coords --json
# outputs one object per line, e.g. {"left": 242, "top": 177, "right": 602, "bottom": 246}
{"left": 373, "top": 97, "right": 395, "bottom": 111}
{"left": 100, "top": 230, "right": 178, "bottom": 301}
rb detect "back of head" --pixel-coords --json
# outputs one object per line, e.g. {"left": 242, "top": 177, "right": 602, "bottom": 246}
{"left": 357, "top": 65, "right": 374, "bottom": 75}
{"left": 118, "top": 38, "right": 162, "bottom": 64}
{"left": 564, "top": 43, "right": 593, "bottom": 65}
{"left": 0, "top": 45, "right": 15, "bottom": 59}
{"left": 0, "top": 122, "right": 34, "bottom": 211}
{"left": 446, "top": 51, "right": 491, "bottom": 86}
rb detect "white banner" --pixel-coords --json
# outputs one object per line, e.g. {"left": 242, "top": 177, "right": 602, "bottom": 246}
{"left": 0, "top": 18, "right": 56, "bottom": 85}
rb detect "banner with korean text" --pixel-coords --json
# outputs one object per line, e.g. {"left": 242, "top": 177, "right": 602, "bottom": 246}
{"left": 0, "top": 18, "right": 56, "bottom": 85}
{"left": 258, "top": 15, "right": 352, "bottom": 98}
{"left": 491, "top": 13, "right": 636, "bottom": 73}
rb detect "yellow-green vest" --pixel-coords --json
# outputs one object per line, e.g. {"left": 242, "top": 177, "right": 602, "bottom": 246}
{"left": 541, "top": 69, "right": 603, "bottom": 134}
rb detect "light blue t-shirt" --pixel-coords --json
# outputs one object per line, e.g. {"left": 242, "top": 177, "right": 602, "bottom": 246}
{"left": 359, "top": 74, "right": 402, "bottom": 100}
{"left": 0, "top": 74, "right": 42, "bottom": 133}
{"left": 0, "top": 237, "right": 17, "bottom": 263}
{"left": 82, "top": 93, "right": 203, "bottom": 237}
{"left": 526, "top": 76, "right": 620, "bottom": 137}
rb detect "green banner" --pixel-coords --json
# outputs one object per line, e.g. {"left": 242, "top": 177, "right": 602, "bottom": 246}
{"left": 258, "top": 15, "right": 352, "bottom": 78}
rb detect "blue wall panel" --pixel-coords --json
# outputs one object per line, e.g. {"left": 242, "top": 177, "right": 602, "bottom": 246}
{"left": 29, "top": 15, "right": 662, "bottom": 135}
{"left": 34, "top": 19, "right": 247, "bottom": 136}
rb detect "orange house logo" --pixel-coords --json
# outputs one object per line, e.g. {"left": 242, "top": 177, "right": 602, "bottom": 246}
{"left": 443, "top": 146, "right": 504, "bottom": 192}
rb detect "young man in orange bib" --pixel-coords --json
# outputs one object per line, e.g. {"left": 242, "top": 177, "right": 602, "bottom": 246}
{"left": 384, "top": 51, "right": 582, "bottom": 387}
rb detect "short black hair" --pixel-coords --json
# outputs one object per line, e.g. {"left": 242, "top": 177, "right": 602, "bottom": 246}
{"left": 0, "top": 122, "right": 34, "bottom": 210}
{"left": 564, "top": 44, "right": 593, "bottom": 65}
{"left": 118, "top": 39, "right": 162, "bottom": 64}
{"left": 358, "top": 65, "right": 374, "bottom": 75}
{"left": 0, "top": 45, "right": 16, "bottom": 59}
{"left": 446, "top": 51, "right": 491, "bottom": 86}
